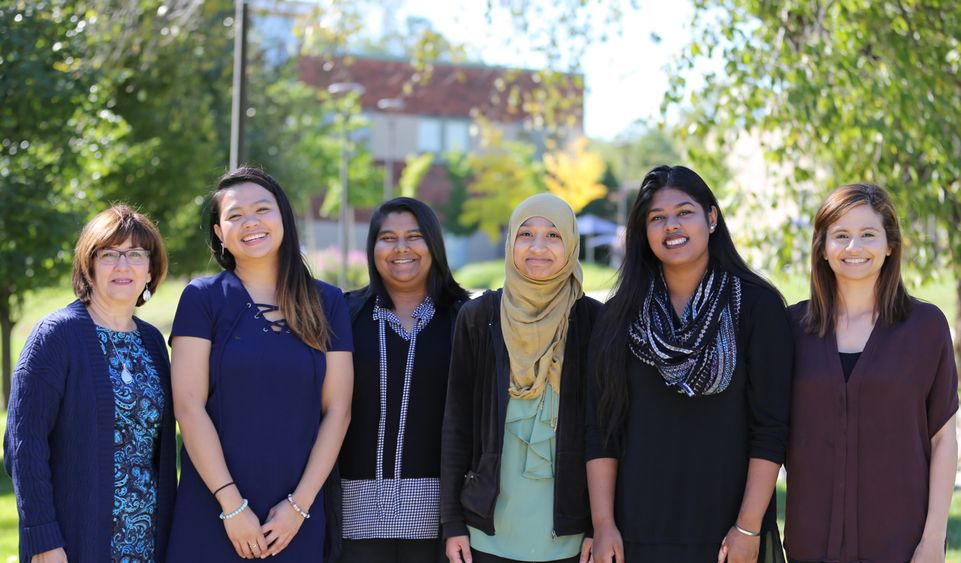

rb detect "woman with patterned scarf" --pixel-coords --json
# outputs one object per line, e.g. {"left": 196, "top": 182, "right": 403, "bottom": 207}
{"left": 585, "top": 165, "right": 793, "bottom": 563}
{"left": 441, "top": 193, "right": 601, "bottom": 563}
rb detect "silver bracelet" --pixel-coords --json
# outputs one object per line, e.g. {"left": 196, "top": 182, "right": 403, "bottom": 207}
{"left": 287, "top": 494, "right": 310, "bottom": 519}
{"left": 734, "top": 523, "right": 761, "bottom": 537}
{"left": 219, "top": 498, "right": 249, "bottom": 520}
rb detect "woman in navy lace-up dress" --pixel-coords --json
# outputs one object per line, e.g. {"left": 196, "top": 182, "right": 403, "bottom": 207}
{"left": 165, "top": 168, "right": 353, "bottom": 561}
{"left": 4, "top": 205, "right": 177, "bottom": 563}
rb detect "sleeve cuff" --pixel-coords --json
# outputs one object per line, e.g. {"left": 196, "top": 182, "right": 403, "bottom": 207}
{"left": 584, "top": 448, "right": 620, "bottom": 462}
{"left": 748, "top": 445, "right": 785, "bottom": 466}
{"left": 442, "top": 520, "right": 468, "bottom": 539}
{"left": 22, "top": 521, "right": 65, "bottom": 558}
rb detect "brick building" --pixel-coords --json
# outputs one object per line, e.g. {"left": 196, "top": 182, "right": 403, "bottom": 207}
{"left": 297, "top": 53, "right": 585, "bottom": 266}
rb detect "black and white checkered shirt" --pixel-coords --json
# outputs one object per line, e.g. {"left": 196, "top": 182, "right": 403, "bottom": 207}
{"left": 342, "top": 298, "right": 440, "bottom": 539}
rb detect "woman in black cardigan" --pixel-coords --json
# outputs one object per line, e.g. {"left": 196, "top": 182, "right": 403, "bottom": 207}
{"left": 336, "top": 197, "right": 470, "bottom": 563}
{"left": 441, "top": 193, "right": 599, "bottom": 563}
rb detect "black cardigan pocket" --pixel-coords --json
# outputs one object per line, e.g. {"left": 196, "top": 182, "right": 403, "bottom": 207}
{"left": 460, "top": 452, "right": 500, "bottom": 520}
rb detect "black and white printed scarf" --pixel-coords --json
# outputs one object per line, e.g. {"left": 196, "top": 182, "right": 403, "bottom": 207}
{"left": 627, "top": 267, "right": 742, "bottom": 397}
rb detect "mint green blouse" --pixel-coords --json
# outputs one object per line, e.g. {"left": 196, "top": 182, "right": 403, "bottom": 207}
{"left": 468, "top": 387, "right": 583, "bottom": 560}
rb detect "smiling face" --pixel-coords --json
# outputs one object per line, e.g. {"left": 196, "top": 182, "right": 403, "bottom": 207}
{"left": 645, "top": 187, "right": 717, "bottom": 272}
{"left": 90, "top": 237, "right": 152, "bottom": 310}
{"left": 512, "top": 216, "right": 567, "bottom": 280}
{"left": 213, "top": 182, "right": 284, "bottom": 266}
{"left": 374, "top": 211, "right": 433, "bottom": 294}
{"left": 823, "top": 203, "right": 891, "bottom": 285}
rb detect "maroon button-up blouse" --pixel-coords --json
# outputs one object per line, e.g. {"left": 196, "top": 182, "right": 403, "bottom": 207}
{"left": 785, "top": 300, "right": 958, "bottom": 563}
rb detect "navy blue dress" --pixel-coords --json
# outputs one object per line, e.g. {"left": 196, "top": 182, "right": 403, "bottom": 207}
{"left": 165, "top": 272, "right": 353, "bottom": 561}
{"left": 97, "top": 327, "right": 166, "bottom": 562}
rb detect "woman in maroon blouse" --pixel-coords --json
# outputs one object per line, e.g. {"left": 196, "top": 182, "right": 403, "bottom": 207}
{"left": 786, "top": 183, "right": 958, "bottom": 563}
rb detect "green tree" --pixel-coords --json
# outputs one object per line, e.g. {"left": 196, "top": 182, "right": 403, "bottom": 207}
{"left": 97, "top": 0, "right": 234, "bottom": 275}
{"left": 593, "top": 122, "right": 681, "bottom": 184}
{"left": 460, "top": 121, "right": 544, "bottom": 241}
{"left": 0, "top": 0, "right": 230, "bottom": 405}
{"left": 543, "top": 136, "right": 608, "bottom": 213}
{"left": 673, "top": 1, "right": 961, "bottom": 358}
{"left": 396, "top": 152, "right": 434, "bottom": 198}
{"left": 439, "top": 151, "right": 476, "bottom": 236}
{"left": 0, "top": 1, "right": 124, "bottom": 407}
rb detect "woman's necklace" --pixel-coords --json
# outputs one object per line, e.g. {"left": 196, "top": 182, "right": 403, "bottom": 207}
{"left": 106, "top": 332, "right": 135, "bottom": 384}
{"left": 88, "top": 307, "right": 136, "bottom": 384}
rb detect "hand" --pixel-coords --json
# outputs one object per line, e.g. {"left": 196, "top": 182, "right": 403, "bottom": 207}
{"left": 911, "top": 537, "right": 946, "bottom": 563}
{"left": 591, "top": 520, "right": 624, "bottom": 563}
{"left": 579, "top": 536, "right": 594, "bottom": 563}
{"left": 261, "top": 497, "right": 308, "bottom": 557}
{"left": 717, "top": 527, "right": 760, "bottom": 563}
{"left": 446, "top": 535, "right": 472, "bottom": 563}
{"left": 31, "top": 547, "right": 67, "bottom": 563}
{"left": 223, "top": 503, "right": 268, "bottom": 559}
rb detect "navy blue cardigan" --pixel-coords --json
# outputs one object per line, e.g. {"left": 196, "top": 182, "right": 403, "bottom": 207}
{"left": 3, "top": 300, "right": 177, "bottom": 561}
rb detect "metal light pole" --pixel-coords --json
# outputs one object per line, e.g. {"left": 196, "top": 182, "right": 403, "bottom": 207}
{"left": 377, "top": 97, "right": 405, "bottom": 200}
{"left": 328, "top": 82, "right": 365, "bottom": 289}
{"left": 229, "top": 0, "right": 248, "bottom": 169}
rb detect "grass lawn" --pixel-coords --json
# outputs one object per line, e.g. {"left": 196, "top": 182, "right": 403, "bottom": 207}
{"left": 455, "top": 260, "right": 619, "bottom": 293}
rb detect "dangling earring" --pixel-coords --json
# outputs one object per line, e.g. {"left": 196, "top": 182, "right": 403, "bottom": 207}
{"left": 142, "top": 286, "right": 152, "bottom": 302}
{"left": 220, "top": 240, "right": 226, "bottom": 259}
{"left": 709, "top": 224, "right": 716, "bottom": 233}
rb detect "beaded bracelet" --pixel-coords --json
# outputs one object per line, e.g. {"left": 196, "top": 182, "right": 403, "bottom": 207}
{"left": 286, "top": 494, "right": 310, "bottom": 519}
{"left": 219, "top": 498, "right": 249, "bottom": 520}
{"left": 733, "top": 523, "right": 760, "bottom": 537}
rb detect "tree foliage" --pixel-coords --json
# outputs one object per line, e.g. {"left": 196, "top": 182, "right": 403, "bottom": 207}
{"left": 439, "top": 151, "right": 475, "bottom": 236}
{"left": 543, "top": 136, "right": 607, "bottom": 213}
{"left": 461, "top": 121, "right": 610, "bottom": 240}
{"left": 396, "top": 152, "right": 434, "bottom": 198}
{"left": 674, "top": 0, "right": 961, "bottom": 354}
{"left": 460, "top": 122, "right": 544, "bottom": 241}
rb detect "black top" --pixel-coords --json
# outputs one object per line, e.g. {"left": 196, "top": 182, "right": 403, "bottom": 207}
{"left": 838, "top": 352, "right": 861, "bottom": 383}
{"left": 339, "top": 297, "right": 455, "bottom": 479}
{"left": 585, "top": 282, "right": 793, "bottom": 563}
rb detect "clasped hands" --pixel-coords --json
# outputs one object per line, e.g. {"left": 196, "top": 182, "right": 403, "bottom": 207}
{"left": 223, "top": 497, "right": 307, "bottom": 559}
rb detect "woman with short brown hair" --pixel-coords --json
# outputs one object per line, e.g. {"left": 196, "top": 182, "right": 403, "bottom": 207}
{"left": 5, "top": 204, "right": 177, "bottom": 562}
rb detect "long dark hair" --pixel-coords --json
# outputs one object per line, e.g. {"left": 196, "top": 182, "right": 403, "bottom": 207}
{"left": 209, "top": 167, "right": 330, "bottom": 352}
{"left": 803, "top": 183, "right": 910, "bottom": 337}
{"left": 592, "top": 165, "right": 782, "bottom": 446}
{"left": 365, "top": 197, "right": 469, "bottom": 309}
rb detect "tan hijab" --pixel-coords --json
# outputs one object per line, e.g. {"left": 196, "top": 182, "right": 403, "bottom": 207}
{"left": 501, "top": 193, "right": 584, "bottom": 399}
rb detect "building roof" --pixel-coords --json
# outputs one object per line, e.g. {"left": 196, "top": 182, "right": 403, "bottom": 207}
{"left": 298, "top": 54, "right": 584, "bottom": 125}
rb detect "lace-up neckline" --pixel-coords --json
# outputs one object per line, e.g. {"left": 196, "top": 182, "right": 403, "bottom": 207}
{"left": 253, "top": 303, "right": 289, "bottom": 333}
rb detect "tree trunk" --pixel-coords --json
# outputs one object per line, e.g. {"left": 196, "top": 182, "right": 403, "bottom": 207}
{"left": 0, "top": 289, "right": 13, "bottom": 410}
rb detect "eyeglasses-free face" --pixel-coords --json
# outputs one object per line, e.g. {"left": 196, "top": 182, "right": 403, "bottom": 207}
{"left": 95, "top": 248, "right": 151, "bottom": 266}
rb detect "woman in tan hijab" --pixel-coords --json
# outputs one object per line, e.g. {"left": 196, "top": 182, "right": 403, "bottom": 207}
{"left": 440, "top": 193, "right": 601, "bottom": 563}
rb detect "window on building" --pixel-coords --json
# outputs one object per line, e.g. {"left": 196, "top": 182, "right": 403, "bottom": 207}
{"left": 444, "top": 120, "right": 470, "bottom": 153}
{"left": 417, "top": 118, "right": 442, "bottom": 153}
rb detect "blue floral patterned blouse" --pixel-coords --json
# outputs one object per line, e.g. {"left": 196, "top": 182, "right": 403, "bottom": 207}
{"left": 96, "top": 327, "right": 166, "bottom": 562}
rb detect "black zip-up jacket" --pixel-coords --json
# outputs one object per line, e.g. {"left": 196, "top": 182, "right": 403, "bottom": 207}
{"left": 440, "top": 289, "right": 600, "bottom": 540}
